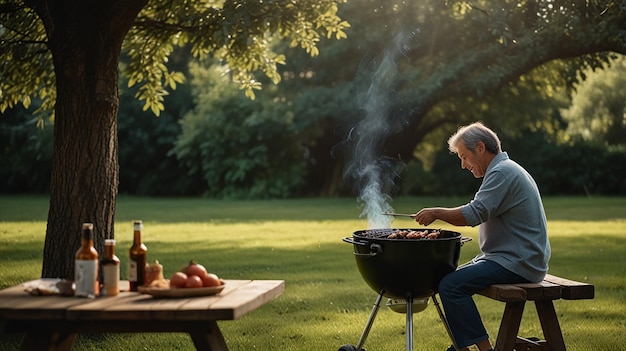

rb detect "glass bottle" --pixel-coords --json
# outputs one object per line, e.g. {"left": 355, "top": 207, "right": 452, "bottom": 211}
{"left": 100, "top": 239, "right": 120, "bottom": 296}
{"left": 75, "top": 223, "right": 99, "bottom": 298}
{"left": 128, "top": 220, "right": 147, "bottom": 291}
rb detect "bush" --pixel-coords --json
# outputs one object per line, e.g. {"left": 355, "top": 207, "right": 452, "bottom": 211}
{"left": 117, "top": 82, "right": 202, "bottom": 196}
{"left": 0, "top": 107, "right": 53, "bottom": 193}
{"left": 171, "top": 63, "right": 307, "bottom": 199}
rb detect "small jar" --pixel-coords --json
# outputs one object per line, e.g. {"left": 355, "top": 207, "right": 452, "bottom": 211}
{"left": 145, "top": 260, "right": 164, "bottom": 286}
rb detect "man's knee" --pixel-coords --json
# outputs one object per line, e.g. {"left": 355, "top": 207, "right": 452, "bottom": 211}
{"left": 438, "top": 273, "right": 458, "bottom": 298}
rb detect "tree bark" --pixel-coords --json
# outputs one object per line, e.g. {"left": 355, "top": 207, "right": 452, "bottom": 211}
{"left": 35, "top": 1, "right": 146, "bottom": 279}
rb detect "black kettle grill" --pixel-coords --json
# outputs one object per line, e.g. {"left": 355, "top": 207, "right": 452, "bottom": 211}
{"left": 339, "top": 228, "right": 472, "bottom": 351}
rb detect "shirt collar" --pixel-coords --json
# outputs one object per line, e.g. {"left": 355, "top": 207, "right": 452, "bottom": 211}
{"left": 486, "top": 151, "right": 509, "bottom": 174}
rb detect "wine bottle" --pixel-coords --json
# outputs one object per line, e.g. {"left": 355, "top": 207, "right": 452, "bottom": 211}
{"left": 128, "top": 220, "right": 147, "bottom": 291}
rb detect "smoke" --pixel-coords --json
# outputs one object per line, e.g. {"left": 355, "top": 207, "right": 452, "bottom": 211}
{"left": 344, "top": 30, "right": 417, "bottom": 229}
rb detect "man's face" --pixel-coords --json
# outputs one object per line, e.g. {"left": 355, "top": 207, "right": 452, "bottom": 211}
{"left": 456, "top": 141, "right": 488, "bottom": 178}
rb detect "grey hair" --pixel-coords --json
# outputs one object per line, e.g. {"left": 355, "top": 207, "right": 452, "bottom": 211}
{"left": 448, "top": 122, "right": 502, "bottom": 154}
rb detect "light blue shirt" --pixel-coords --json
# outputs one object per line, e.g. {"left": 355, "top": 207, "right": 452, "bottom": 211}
{"left": 461, "top": 152, "right": 551, "bottom": 283}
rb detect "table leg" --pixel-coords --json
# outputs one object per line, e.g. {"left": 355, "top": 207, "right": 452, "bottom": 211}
{"left": 21, "top": 330, "right": 76, "bottom": 351}
{"left": 189, "top": 321, "right": 229, "bottom": 351}
{"left": 494, "top": 301, "right": 525, "bottom": 351}
{"left": 535, "top": 300, "right": 566, "bottom": 351}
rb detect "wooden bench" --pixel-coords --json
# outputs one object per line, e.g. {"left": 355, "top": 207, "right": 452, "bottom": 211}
{"left": 477, "top": 274, "right": 594, "bottom": 351}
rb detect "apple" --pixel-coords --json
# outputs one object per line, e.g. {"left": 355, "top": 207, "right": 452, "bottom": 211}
{"left": 185, "top": 275, "right": 203, "bottom": 288}
{"left": 202, "top": 273, "right": 221, "bottom": 287}
{"left": 170, "top": 272, "right": 188, "bottom": 288}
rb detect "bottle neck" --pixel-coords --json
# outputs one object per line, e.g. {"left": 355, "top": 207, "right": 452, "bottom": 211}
{"left": 133, "top": 221, "right": 143, "bottom": 245}
{"left": 133, "top": 230, "right": 142, "bottom": 245}
{"left": 105, "top": 244, "right": 115, "bottom": 259}
{"left": 82, "top": 229, "right": 93, "bottom": 248}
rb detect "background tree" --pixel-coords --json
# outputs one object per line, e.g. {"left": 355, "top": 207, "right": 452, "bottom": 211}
{"left": 367, "top": 1, "right": 624, "bottom": 197}
{"left": 164, "top": 0, "right": 626, "bottom": 200}
{"left": 269, "top": 0, "right": 626, "bottom": 197}
{"left": 0, "top": 0, "right": 348, "bottom": 279}
{"left": 561, "top": 55, "right": 626, "bottom": 147}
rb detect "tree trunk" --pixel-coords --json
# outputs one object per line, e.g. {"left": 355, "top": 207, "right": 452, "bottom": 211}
{"left": 36, "top": 1, "right": 146, "bottom": 279}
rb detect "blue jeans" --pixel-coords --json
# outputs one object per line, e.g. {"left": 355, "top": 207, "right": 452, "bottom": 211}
{"left": 438, "top": 259, "right": 529, "bottom": 349}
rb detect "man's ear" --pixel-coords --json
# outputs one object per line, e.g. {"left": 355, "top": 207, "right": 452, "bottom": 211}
{"left": 476, "top": 141, "right": 486, "bottom": 154}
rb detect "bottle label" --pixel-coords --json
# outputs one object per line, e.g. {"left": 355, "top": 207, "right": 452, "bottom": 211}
{"left": 75, "top": 259, "right": 98, "bottom": 298}
{"left": 102, "top": 264, "right": 120, "bottom": 296}
{"left": 128, "top": 259, "right": 138, "bottom": 282}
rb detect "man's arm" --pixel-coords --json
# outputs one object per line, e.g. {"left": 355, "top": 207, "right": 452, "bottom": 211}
{"left": 414, "top": 206, "right": 468, "bottom": 226}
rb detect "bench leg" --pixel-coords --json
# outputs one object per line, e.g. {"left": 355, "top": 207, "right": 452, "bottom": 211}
{"left": 494, "top": 301, "right": 525, "bottom": 351}
{"left": 535, "top": 300, "right": 566, "bottom": 351}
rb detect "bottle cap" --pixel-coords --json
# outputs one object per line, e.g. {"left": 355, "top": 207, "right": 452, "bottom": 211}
{"left": 105, "top": 239, "right": 116, "bottom": 245}
{"left": 133, "top": 220, "right": 143, "bottom": 230}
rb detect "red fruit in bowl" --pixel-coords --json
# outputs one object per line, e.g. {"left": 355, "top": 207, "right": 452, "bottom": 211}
{"left": 170, "top": 272, "right": 187, "bottom": 288}
{"left": 182, "top": 260, "right": 208, "bottom": 279}
{"left": 185, "top": 275, "right": 203, "bottom": 288}
{"left": 202, "top": 273, "right": 221, "bottom": 287}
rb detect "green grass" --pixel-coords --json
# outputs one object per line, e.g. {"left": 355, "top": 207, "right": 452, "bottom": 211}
{"left": 0, "top": 195, "right": 624, "bottom": 351}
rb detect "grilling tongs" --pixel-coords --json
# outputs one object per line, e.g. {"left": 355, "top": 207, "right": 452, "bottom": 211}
{"left": 382, "top": 212, "right": 416, "bottom": 218}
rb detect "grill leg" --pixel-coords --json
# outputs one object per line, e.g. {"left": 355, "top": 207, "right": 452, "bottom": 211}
{"left": 406, "top": 295, "right": 413, "bottom": 351}
{"left": 355, "top": 291, "right": 384, "bottom": 350}
{"left": 432, "top": 294, "right": 459, "bottom": 351}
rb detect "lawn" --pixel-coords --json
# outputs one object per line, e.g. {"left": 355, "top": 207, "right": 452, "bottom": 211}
{"left": 0, "top": 195, "right": 624, "bottom": 351}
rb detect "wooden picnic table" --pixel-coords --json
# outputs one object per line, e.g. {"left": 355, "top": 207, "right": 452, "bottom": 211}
{"left": 0, "top": 278, "right": 284, "bottom": 351}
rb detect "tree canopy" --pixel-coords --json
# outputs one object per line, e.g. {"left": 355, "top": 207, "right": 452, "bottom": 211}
{"left": 0, "top": 0, "right": 348, "bottom": 279}
{"left": 1, "top": 0, "right": 349, "bottom": 118}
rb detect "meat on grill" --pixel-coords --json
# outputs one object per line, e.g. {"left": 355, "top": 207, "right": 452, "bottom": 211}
{"left": 356, "top": 229, "right": 441, "bottom": 240}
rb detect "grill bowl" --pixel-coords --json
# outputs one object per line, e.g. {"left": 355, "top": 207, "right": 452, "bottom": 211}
{"left": 344, "top": 229, "right": 465, "bottom": 299}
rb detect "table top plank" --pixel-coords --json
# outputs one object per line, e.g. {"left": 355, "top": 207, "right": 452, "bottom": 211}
{"left": 182, "top": 280, "right": 285, "bottom": 320}
{"left": 0, "top": 279, "right": 284, "bottom": 323}
{"left": 0, "top": 279, "right": 88, "bottom": 319}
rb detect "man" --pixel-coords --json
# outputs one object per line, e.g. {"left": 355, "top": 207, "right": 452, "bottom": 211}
{"left": 413, "top": 122, "right": 551, "bottom": 351}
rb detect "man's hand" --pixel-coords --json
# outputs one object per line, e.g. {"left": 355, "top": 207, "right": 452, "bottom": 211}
{"left": 414, "top": 208, "right": 437, "bottom": 226}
